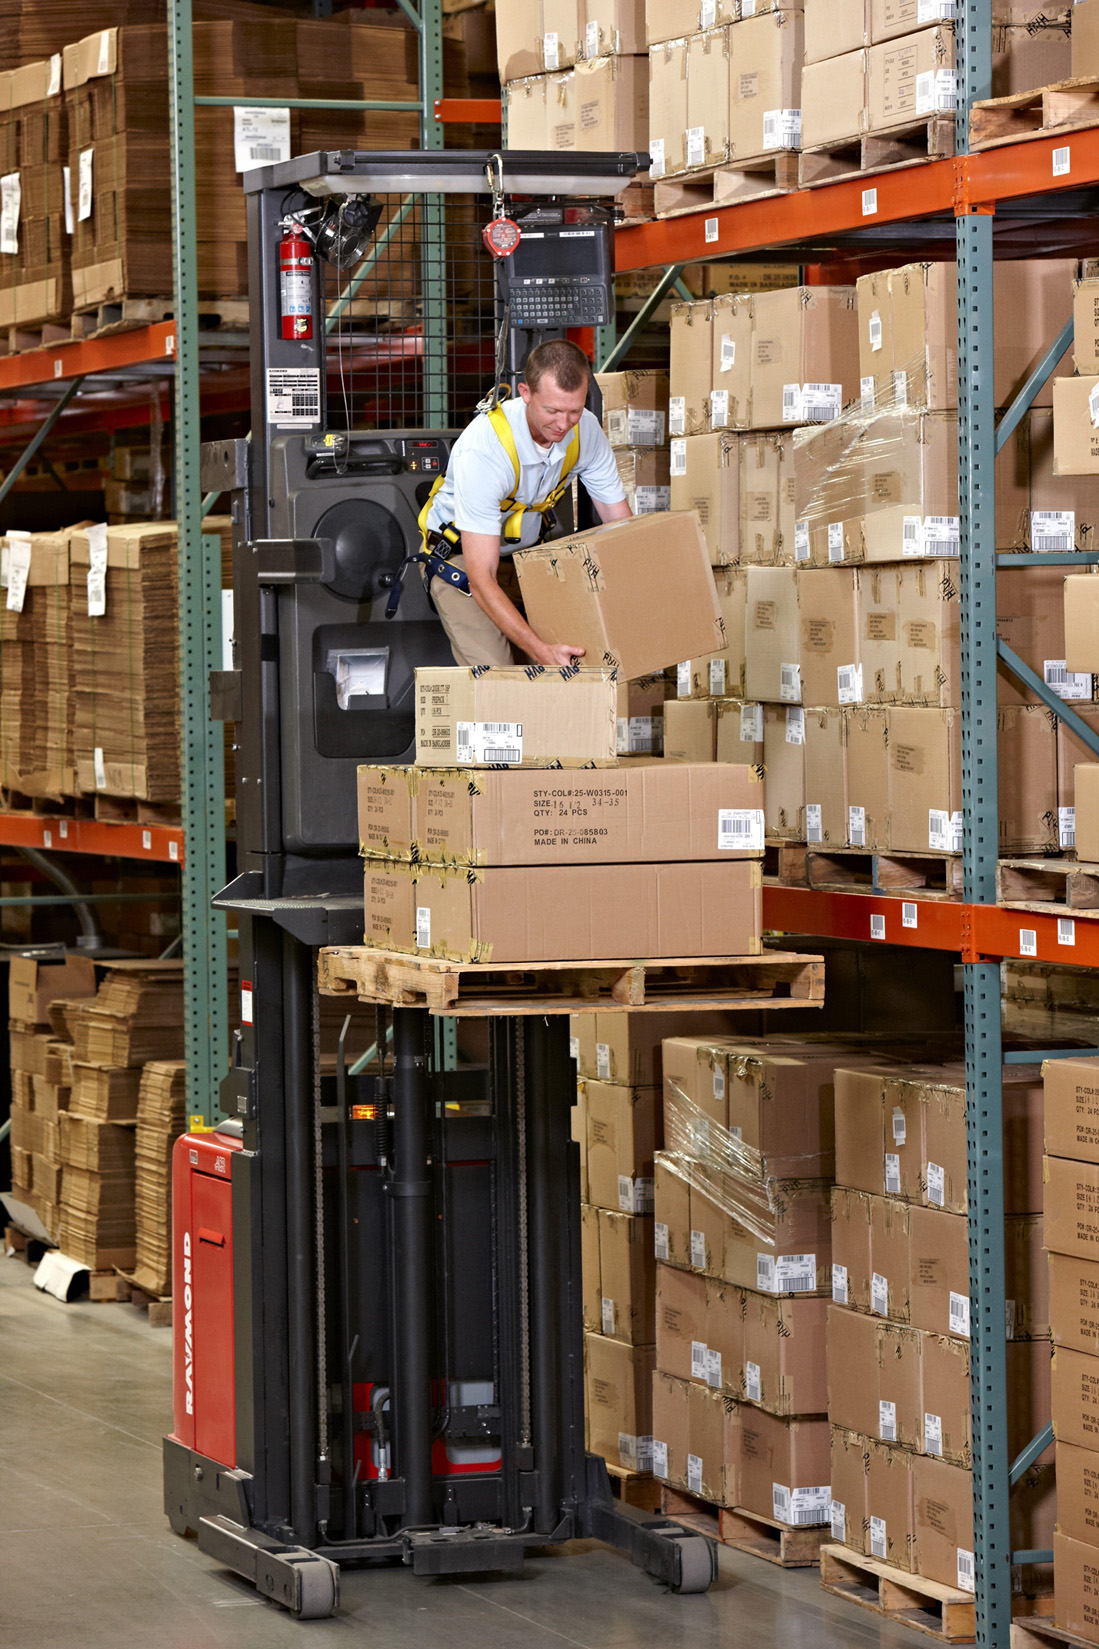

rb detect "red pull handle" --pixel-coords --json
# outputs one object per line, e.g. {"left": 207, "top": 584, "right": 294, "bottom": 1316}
{"left": 197, "top": 1226, "right": 225, "bottom": 1247}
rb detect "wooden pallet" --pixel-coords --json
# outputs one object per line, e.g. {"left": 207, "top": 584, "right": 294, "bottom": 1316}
{"left": 820, "top": 1544, "right": 976, "bottom": 1642}
{"left": 317, "top": 947, "right": 825, "bottom": 1016}
{"left": 1012, "top": 1619, "right": 1091, "bottom": 1649}
{"left": 92, "top": 794, "right": 182, "bottom": 828}
{"left": 970, "top": 74, "right": 1099, "bottom": 151}
{"left": 800, "top": 115, "right": 955, "bottom": 188}
{"left": 997, "top": 857, "right": 1099, "bottom": 915}
{"left": 3, "top": 318, "right": 72, "bottom": 354}
{"left": 654, "top": 151, "right": 800, "bottom": 216}
{"left": 777, "top": 845, "right": 965, "bottom": 898}
{"left": 719, "top": 1504, "right": 829, "bottom": 1568}
{"left": 605, "top": 1462, "right": 661, "bottom": 1513}
{"left": 660, "top": 1484, "right": 721, "bottom": 1540}
{"left": 69, "top": 294, "right": 249, "bottom": 339}
{"left": 115, "top": 1271, "right": 172, "bottom": 1327}
{"left": 87, "top": 1270, "right": 129, "bottom": 1302}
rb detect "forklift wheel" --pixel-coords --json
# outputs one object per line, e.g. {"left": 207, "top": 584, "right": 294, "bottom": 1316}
{"left": 294, "top": 1556, "right": 340, "bottom": 1619}
{"left": 671, "top": 1536, "right": 718, "bottom": 1595}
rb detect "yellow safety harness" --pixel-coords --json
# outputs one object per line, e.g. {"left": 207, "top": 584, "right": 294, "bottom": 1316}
{"left": 386, "top": 403, "right": 581, "bottom": 616}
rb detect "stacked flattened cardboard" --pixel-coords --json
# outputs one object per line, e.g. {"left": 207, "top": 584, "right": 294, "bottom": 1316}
{"left": 5, "top": 954, "right": 97, "bottom": 1242}
{"left": 69, "top": 522, "right": 180, "bottom": 804}
{"left": 131, "top": 1059, "right": 186, "bottom": 1298}
{"left": 58, "top": 961, "right": 183, "bottom": 1270}
{"left": 499, "top": 0, "right": 649, "bottom": 157}
{"left": 0, "top": 541, "right": 35, "bottom": 792}
{"left": 828, "top": 1060, "right": 1052, "bottom": 1599}
{"left": 0, "top": 524, "right": 84, "bottom": 799}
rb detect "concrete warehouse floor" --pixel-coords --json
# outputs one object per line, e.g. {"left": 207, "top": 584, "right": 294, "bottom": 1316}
{"left": 0, "top": 1254, "right": 919, "bottom": 1649}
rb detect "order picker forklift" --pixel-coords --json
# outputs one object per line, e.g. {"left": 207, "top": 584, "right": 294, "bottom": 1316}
{"left": 162, "top": 149, "right": 718, "bottom": 1616}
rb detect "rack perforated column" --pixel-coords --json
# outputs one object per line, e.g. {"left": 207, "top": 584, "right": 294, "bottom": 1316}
{"left": 957, "top": 4, "right": 1012, "bottom": 1643}
{"left": 419, "top": 0, "right": 448, "bottom": 425}
{"left": 169, "top": 0, "right": 229, "bottom": 1122}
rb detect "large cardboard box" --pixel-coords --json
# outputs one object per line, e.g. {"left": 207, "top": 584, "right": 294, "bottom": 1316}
{"left": 1055, "top": 375, "right": 1099, "bottom": 476}
{"left": 669, "top": 299, "right": 713, "bottom": 436}
{"left": 739, "top": 432, "right": 787, "bottom": 567}
{"left": 9, "top": 955, "right": 96, "bottom": 1027}
{"left": 1044, "top": 1058, "right": 1099, "bottom": 1165}
{"left": 723, "top": 1043, "right": 839, "bottom": 1180}
{"left": 647, "top": 34, "right": 689, "bottom": 180}
{"left": 763, "top": 705, "right": 807, "bottom": 841}
{"left": 866, "top": 27, "right": 956, "bottom": 135}
{"left": 749, "top": 287, "right": 859, "bottom": 431}
{"left": 830, "top": 1426, "right": 868, "bottom": 1553}
{"left": 805, "top": 0, "right": 868, "bottom": 63}
{"left": 829, "top": 1306, "right": 923, "bottom": 1450}
{"left": 866, "top": 1435, "right": 918, "bottom": 1569}
{"left": 745, "top": 565, "right": 801, "bottom": 703}
{"left": 1053, "top": 1343, "right": 1099, "bottom": 1453}
{"left": 584, "top": 0, "right": 648, "bottom": 58}
{"left": 573, "top": 1009, "right": 743, "bottom": 1089}
{"left": 616, "top": 448, "right": 672, "bottom": 517}
{"left": 912, "top": 1454, "right": 974, "bottom": 1593}
{"left": 1055, "top": 1530, "right": 1099, "bottom": 1643}
{"left": 845, "top": 706, "right": 890, "bottom": 850}
{"left": 727, "top": 7, "right": 806, "bottom": 167}
{"left": 1056, "top": 1441, "right": 1099, "bottom": 1552}
{"left": 1000, "top": 704, "right": 1059, "bottom": 854}
{"left": 804, "top": 706, "right": 849, "bottom": 847}
{"left": 410, "top": 762, "right": 764, "bottom": 867}
{"left": 832, "top": 1187, "right": 874, "bottom": 1312}
{"left": 669, "top": 432, "right": 740, "bottom": 563}
{"left": 886, "top": 705, "right": 962, "bottom": 856}
{"left": 357, "top": 766, "right": 418, "bottom": 859}
{"left": 573, "top": 52, "right": 648, "bottom": 151}
{"left": 598, "top": 1207, "right": 656, "bottom": 1344}
{"left": 663, "top": 698, "right": 718, "bottom": 762}
{"left": 1078, "top": 765, "right": 1099, "bottom": 862}
{"left": 686, "top": 26, "right": 731, "bottom": 171}
{"left": 801, "top": 49, "right": 867, "bottom": 150}
{"left": 741, "top": 1289, "right": 830, "bottom": 1417}
{"left": 585, "top": 1333, "right": 655, "bottom": 1473}
{"left": 797, "top": 568, "right": 861, "bottom": 707}
{"left": 586, "top": 1078, "right": 660, "bottom": 1214}
{"left": 1066, "top": 573, "right": 1099, "bottom": 676}
{"left": 655, "top": 1261, "right": 708, "bottom": 1383}
{"left": 597, "top": 369, "right": 669, "bottom": 449}
{"left": 1044, "top": 1155, "right": 1099, "bottom": 1265}
{"left": 414, "top": 666, "right": 617, "bottom": 766}
{"left": 515, "top": 512, "right": 725, "bottom": 679}
{"left": 1051, "top": 1252, "right": 1099, "bottom": 1359}
{"left": 711, "top": 293, "right": 754, "bottom": 432}
{"left": 738, "top": 1411, "right": 832, "bottom": 1528}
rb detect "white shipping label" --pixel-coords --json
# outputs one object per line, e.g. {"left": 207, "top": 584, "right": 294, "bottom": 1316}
{"left": 687, "top": 1454, "right": 703, "bottom": 1496}
{"left": 837, "top": 664, "right": 863, "bottom": 704}
{"left": 652, "top": 1439, "right": 668, "bottom": 1479}
{"left": 628, "top": 714, "right": 659, "bottom": 752}
{"left": 949, "top": 1291, "right": 971, "bottom": 1339}
{"left": 700, "top": 0, "right": 716, "bottom": 24}
{"left": 5, "top": 531, "right": 30, "bottom": 613}
{"left": 616, "top": 716, "right": 629, "bottom": 754}
{"left": 96, "top": 29, "right": 112, "bottom": 74}
{"left": 606, "top": 408, "right": 628, "bottom": 446}
{"left": 756, "top": 1253, "right": 776, "bottom": 1293}
{"left": 1031, "top": 509, "right": 1075, "bottom": 552}
{"left": 902, "top": 515, "right": 924, "bottom": 557}
{"left": 849, "top": 806, "right": 866, "bottom": 848}
{"left": 762, "top": 108, "right": 802, "bottom": 151}
{"left": 628, "top": 407, "right": 665, "bottom": 445}
{"left": 718, "top": 807, "right": 764, "bottom": 853}
{"left": 86, "top": 522, "right": 108, "bottom": 618}
{"left": 922, "top": 516, "right": 961, "bottom": 556}
{"left": 654, "top": 1222, "right": 669, "bottom": 1261}
{"left": 892, "top": 1107, "right": 907, "bottom": 1145}
{"left": 831, "top": 1499, "right": 846, "bottom": 1543}
{"left": 233, "top": 107, "right": 291, "bottom": 172}
{"left": 957, "top": 1549, "right": 975, "bottom": 1594}
{"left": 416, "top": 906, "right": 431, "bottom": 949}
{"left": 745, "top": 1361, "right": 762, "bottom": 1403}
{"left": 869, "top": 1516, "right": 887, "bottom": 1560}
{"left": 711, "top": 389, "right": 729, "bottom": 427}
{"left": 0, "top": 172, "right": 19, "bottom": 254}
{"left": 266, "top": 367, "right": 321, "bottom": 428}
{"left": 1045, "top": 659, "right": 1093, "bottom": 701}
{"left": 78, "top": 149, "right": 94, "bottom": 221}
{"left": 585, "top": 19, "right": 599, "bottom": 56}
{"left": 601, "top": 1297, "right": 616, "bottom": 1336}
{"left": 918, "top": 0, "right": 955, "bottom": 19}
{"left": 775, "top": 1253, "right": 816, "bottom": 1293}
{"left": 929, "top": 809, "right": 963, "bottom": 853}
{"left": 788, "top": 382, "right": 843, "bottom": 424}
{"left": 871, "top": 1271, "right": 889, "bottom": 1316}
{"left": 772, "top": 1484, "right": 791, "bottom": 1524}
{"left": 785, "top": 707, "right": 805, "bottom": 744}
{"left": 860, "top": 375, "right": 875, "bottom": 413}
{"left": 827, "top": 522, "right": 845, "bottom": 563}
{"left": 93, "top": 745, "right": 107, "bottom": 791}
{"left": 649, "top": 138, "right": 666, "bottom": 180}
{"left": 1090, "top": 382, "right": 1099, "bottom": 430}
{"left": 780, "top": 665, "right": 801, "bottom": 704}
{"left": 893, "top": 370, "right": 908, "bottom": 408}
{"left": 691, "top": 1229, "right": 707, "bottom": 1270}
{"left": 455, "top": 720, "right": 523, "bottom": 765}
{"left": 709, "top": 658, "right": 727, "bottom": 697}
{"left": 542, "top": 31, "right": 560, "bottom": 68}
{"left": 925, "top": 1412, "right": 943, "bottom": 1456}
{"left": 794, "top": 520, "right": 811, "bottom": 562}
{"left": 670, "top": 436, "right": 688, "bottom": 474}
{"left": 705, "top": 1349, "right": 722, "bottom": 1389}
{"left": 869, "top": 310, "right": 883, "bottom": 353}
{"left": 832, "top": 1263, "right": 849, "bottom": 1304}
{"left": 624, "top": 1176, "right": 654, "bottom": 1214}
{"left": 926, "top": 1160, "right": 945, "bottom": 1207}
{"left": 633, "top": 486, "right": 670, "bottom": 514}
{"left": 741, "top": 0, "right": 757, "bottom": 13}
{"left": 879, "top": 1400, "right": 897, "bottom": 1442}
{"left": 686, "top": 125, "right": 706, "bottom": 168}
{"left": 48, "top": 53, "right": 61, "bottom": 96}
{"left": 885, "top": 1152, "right": 901, "bottom": 1195}
{"left": 741, "top": 702, "right": 763, "bottom": 742}
{"left": 596, "top": 1042, "right": 611, "bottom": 1081}
{"left": 915, "top": 68, "right": 957, "bottom": 114}
{"left": 569, "top": 1035, "right": 579, "bottom": 1063}
{"left": 63, "top": 166, "right": 73, "bottom": 235}
{"left": 616, "top": 1431, "right": 641, "bottom": 1470}
{"left": 691, "top": 1341, "right": 709, "bottom": 1381}
{"left": 1060, "top": 806, "right": 1077, "bottom": 850}
{"left": 806, "top": 803, "right": 823, "bottom": 845}
{"left": 720, "top": 334, "right": 737, "bottom": 372}
{"left": 677, "top": 661, "right": 691, "bottom": 698}
{"left": 782, "top": 383, "right": 801, "bottom": 423}
{"left": 713, "top": 1063, "right": 725, "bottom": 1101}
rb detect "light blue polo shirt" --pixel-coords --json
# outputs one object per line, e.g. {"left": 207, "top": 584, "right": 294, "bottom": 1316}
{"left": 426, "top": 396, "right": 625, "bottom": 554}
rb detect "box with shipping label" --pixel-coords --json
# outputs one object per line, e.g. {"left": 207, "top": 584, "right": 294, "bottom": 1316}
{"left": 727, "top": 7, "right": 805, "bottom": 168}
{"left": 744, "top": 565, "right": 800, "bottom": 703}
{"left": 831, "top": 1186, "right": 873, "bottom": 1313}
{"left": 654, "top": 1153, "right": 692, "bottom": 1269}
{"left": 716, "top": 698, "right": 765, "bottom": 766}
{"left": 797, "top": 568, "right": 861, "bottom": 707}
{"left": 586, "top": 1078, "right": 660, "bottom": 1215}
{"left": 669, "top": 432, "right": 740, "bottom": 564}
{"left": 803, "top": 706, "right": 849, "bottom": 847}
{"left": 738, "top": 432, "right": 786, "bottom": 567}
{"left": 647, "top": 34, "right": 689, "bottom": 180}
{"left": 597, "top": 369, "right": 669, "bottom": 450}
{"left": 514, "top": 512, "right": 725, "bottom": 679}
{"left": 1052, "top": 1343, "right": 1099, "bottom": 1453}
{"left": 912, "top": 1453, "right": 975, "bottom": 1594}
{"left": 574, "top": 1008, "right": 738, "bottom": 1089}
{"left": 866, "top": 26, "right": 955, "bottom": 135}
{"left": 651, "top": 1369, "right": 691, "bottom": 1491}
{"left": 1054, "top": 1442, "right": 1099, "bottom": 1553}
{"left": 686, "top": 26, "right": 731, "bottom": 171}
{"left": 845, "top": 705, "right": 889, "bottom": 850}
{"left": 865, "top": 1434, "right": 918, "bottom": 1570}
{"left": 357, "top": 766, "right": 418, "bottom": 859}
{"left": 414, "top": 666, "right": 617, "bottom": 767}
{"left": 829, "top": 1425, "right": 868, "bottom": 1555}
{"left": 655, "top": 1260, "right": 709, "bottom": 1384}
{"left": 597, "top": 1207, "right": 656, "bottom": 1344}
{"left": 804, "top": 0, "right": 869, "bottom": 63}
{"left": 585, "top": 1333, "right": 655, "bottom": 1473}
{"left": 616, "top": 448, "right": 672, "bottom": 517}
{"left": 827, "top": 1306, "right": 923, "bottom": 1450}
{"left": 1044, "top": 1057, "right": 1099, "bottom": 1164}
{"left": 999, "top": 704, "right": 1059, "bottom": 855}
{"left": 710, "top": 293, "right": 754, "bottom": 433}
{"left": 738, "top": 1410, "right": 832, "bottom": 1530}
{"left": 573, "top": 52, "right": 649, "bottom": 152}
{"left": 669, "top": 299, "right": 714, "bottom": 437}
{"left": 616, "top": 673, "right": 667, "bottom": 757}
{"left": 742, "top": 1289, "right": 830, "bottom": 1417}
{"left": 885, "top": 705, "right": 962, "bottom": 856}
{"left": 749, "top": 286, "right": 860, "bottom": 432}
{"left": 763, "top": 704, "right": 808, "bottom": 842}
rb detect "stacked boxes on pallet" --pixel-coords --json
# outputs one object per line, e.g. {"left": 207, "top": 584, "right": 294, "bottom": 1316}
{"left": 498, "top": 0, "right": 649, "bottom": 157}
{"left": 0, "top": 57, "right": 69, "bottom": 330}
{"left": 6, "top": 954, "right": 97, "bottom": 1242}
{"left": 0, "top": 524, "right": 82, "bottom": 801}
{"left": 828, "top": 1060, "right": 1053, "bottom": 1598}
{"left": 131, "top": 1059, "right": 186, "bottom": 1298}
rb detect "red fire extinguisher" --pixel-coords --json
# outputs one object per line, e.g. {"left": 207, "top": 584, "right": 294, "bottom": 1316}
{"left": 280, "top": 222, "right": 313, "bottom": 340}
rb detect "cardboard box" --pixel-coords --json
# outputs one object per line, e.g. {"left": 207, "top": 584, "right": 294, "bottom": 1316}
{"left": 921, "top": 1332, "right": 972, "bottom": 1467}
{"left": 586, "top": 1079, "right": 661, "bottom": 1214}
{"left": 598, "top": 1207, "right": 656, "bottom": 1344}
{"left": 654, "top": 1154, "right": 692, "bottom": 1268}
{"left": 357, "top": 766, "right": 417, "bottom": 860}
{"left": 669, "top": 432, "right": 740, "bottom": 564}
{"left": 857, "top": 269, "right": 893, "bottom": 407}
{"left": 573, "top": 1009, "right": 742, "bottom": 1088}
{"left": 739, "top": 432, "right": 787, "bottom": 567}
{"left": 1045, "top": 1058, "right": 1099, "bottom": 1164}
{"left": 573, "top": 52, "right": 648, "bottom": 151}
{"left": 763, "top": 705, "right": 807, "bottom": 841}
{"left": 831, "top": 1186, "right": 873, "bottom": 1312}
{"left": 647, "top": 35, "right": 689, "bottom": 180}
{"left": 1076, "top": 278, "right": 1099, "bottom": 377}
{"left": 581, "top": 1202, "right": 601, "bottom": 1332}
{"left": 1054, "top": 1441, "right": 1099, "bottom": 1551}
{"left": 1079, "top": 765, "right": 1099, "bottom": 862}
{"left": 687, "top": 26, "right": 731, "bottom": 171}
{"left": 584, "top": 0, "right": 648, "bottom": 58}
{"left": 1074, "top": 0, "right": 1099, "bottom": 79}
{"left": 515, "top": 512, "right": 725, "bottom": 679}
{"left": 865, "top": 1435, "right": 918, "bottom": 1569}
{"left": 715, "top": 698, "right": 765, "bottom": 766}
{"left": 646, "top": 0, "right": 733, "bottom": 49}
{"left": 801, "top": 49, "right": 867, "bottom": 150}
{"left": 616, "top": 673, "right": 666, "bottom": 756}
{"left": 805, "top": 0, "right": 868, "bottom": 63}
{"left": 739, "top": 1411, "right": 832, "bottom": 1528}
{"left": 1055, "top": 375, "right": 1099, "bottom": 476}
{"left": 745, "top": 565, "right": 801, "bottom": 703}
{"left": 412, "top": 762, "right": 764, "bottom": 867}
{"left": 749, "top": 287, "right": 859, "bottom": 432}
{"left": 1066, "top": 574, "right": 1099, "bottom": 676}
{"left": 829, "top": 1426, "right": 868, "bottom": 1553}
{"left": 711, "top": 293, "right": 754, "bottom": 433}
{"left": 886, "top": 705, "right": 962, "bottom": 856}
{"left": 866, "top": 27, "right": 955, "bottom": 135}
{"left": 585, "top": 1333, "right": 655, "bottom": 1473}
{"left": 362, "top": 859, "right": 418, "bottom": 952}
{"left": 663, "top": 698, "right": 718, "bottom": 763}
{"left": 651, "top": 1369, "right": 691, "bottom": 1490}
{"left": 797, "top": 568, "right": 861, "bottom": 707}
{"left": 597, "top": 369, "right": 669, "bottom": 449}
{"left": 912, "top": 1453, "right": 974, "bottom": 1593}
{"left": 829, "top": 1306, "right": 924, "bottom": 1451}
{"left": 719, "top": 1179, "right": 833, "bottom": 1295}
{"left": 691, "top": 1378, "right": 739, "bottom": 1507}
{"left": 615, "top": 448, "right": 671, "bottom": 517}
{"left": 414, "top": 666, "right": 616, "bottom": 767}
{"left": 721, "top": 1043, "right": 839, "bottom": 1180}
{"left": 655, "top": 1261, "right": 708, "bottom": 1383}
{"left": 999, "top": 704, "right": 1058, "bottom": 854}
{"left": 1026, "top": 406, "right": 1099, "bottom": 551}
{"left": 728, "top": 7, "right": 805, "bottom": 168}
{"left": 1053, "top": 1343, "right": 1099, "bottom": 1453}
{"left": 741, "top": 1290, "right": 830, "bottom": 1417}
{"left": 804, "top": 706, "right": 849, "bottom": 847}
{"left": 669, "top": 299, "right": 714, "bottom": 437}
{"left": 1055, "top": 1530, "right": 1099, "bottom": 1643}
{"left": 8, "top": 956, "right": 96, "bottom": 1027}
{"left": 1046, "top": 1154, "right": 1099, "bottom": 1266}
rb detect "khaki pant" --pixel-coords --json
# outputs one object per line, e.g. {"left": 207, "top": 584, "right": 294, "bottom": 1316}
{"left": 424, "top": 553, "right": 525, "bottom": 668}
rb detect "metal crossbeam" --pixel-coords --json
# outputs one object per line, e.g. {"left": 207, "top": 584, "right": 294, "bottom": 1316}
{"left": 996, "top": 639, "right": 1099, "bottom": 757}
{"left": 0, "top": 376, "right": 84, "bottom": 508}
{"left": 599, "top": 266, "right": 684, "bottom": 374}
{"left": 1005, "top": 1048, "right": 1099, "bottom": 1063}
{"left": 995, "top": 316, "right": 1073, "bottom": 454}
{"left": 1009, "top": 1422, "right": 1054, "bottom": 1484}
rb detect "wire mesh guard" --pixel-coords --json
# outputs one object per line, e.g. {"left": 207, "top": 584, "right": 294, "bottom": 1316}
{"left": 322, "top": 191, "right": 499, "bottom": 433}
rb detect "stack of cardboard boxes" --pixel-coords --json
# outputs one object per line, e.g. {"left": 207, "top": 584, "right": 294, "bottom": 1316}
{"left": 828, "top": 1060, "right": 1053, "bottom": 1594}
{"left": 1044, "top": 1057, "right": 1099, "bottom": 1636}
{"left": 498, "top": 0, "right": 649, "bottom": 157}
{"left": 131, "top": 1058, "right": 186, "bottom": 1299}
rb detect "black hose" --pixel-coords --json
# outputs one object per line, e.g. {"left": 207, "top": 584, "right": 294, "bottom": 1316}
{"left": 17, "top": 846, "right": 101, "bottom": 947}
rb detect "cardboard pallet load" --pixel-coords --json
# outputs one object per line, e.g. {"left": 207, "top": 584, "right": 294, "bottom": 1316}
{"left": 131, "top": 1059, "right": 186, "bottom": 1298}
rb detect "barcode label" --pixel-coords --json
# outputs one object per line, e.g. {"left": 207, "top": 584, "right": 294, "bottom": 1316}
{"left": 782, "top": 384, "right": 800, "bottom": 422}
{"left": 416, "top": 907, "right": 431, "bottom": 949}
{"left": 691, "top": 1229, "right": 707, "bottom": 1270}
{"left": 762, "top": 108, "right": 802, "bottom": 151}
{"left": 1031, "top": 509, "right": 1074, "bottom": 552}
{"left": 1060, "top": 806, "right": 1076, "bottom": 849}
{"left": 879, "top": 1400, "right": 897, "bottom": 1443}
{"left": 925, "top": 1412, "right": 943, "bottom": 1456}
{"left": 455, "top": 720, "right": 523, "bottom": 764}
{"left": 868, "top": 310, "right": 883, "bottom": 353}
{"left": 713, "top": 1063, "right": 725, "bottom": 1101}
{"left": 756, "top": 1253, "right": 776, "bottom": 1293}
{"left": 718, "top": 808, "right": 765, "bottom": 851}
{"left": 705, "top": 1349, "right": 722, "bottom": 1389}
{"left": 785, "top": 707, "right": 805, "bottom": 745}
{"left": 871, "top": 913, "right": 886, "bottom": 941}
{"left": 745, "top": 1361, "right": 761, "bottom": 1403}
{"left": 902, "top": 515, "right": 923, "bottom": 557}
{"left": 772, "top": 1484, "right": 791, "bottom": 1524}
{"left": 885, "top": 1152, "right": 901, "bottom": 1194}
{"left": 720, "top": 334, "right": 736, "bottom": 371}
{"left": 831, "top": 1499, "right": 846, "bottom": 1543}
{"left": 849, "top": 806, "right": 866, "bottom": 848}
{"left": 670, "top": 437, "right": 687, "bottom": 475}
{"left": 780, "top": 663, "right": 801, "bottom": 703}
{"left": 832, "top": 1263, "right": 848, "bottom": 1304}
{"left": 1060, "top": 917, "right": 1077, "bottom": 947}
{"left": 798, "top": 383, "right": 842, "bottom": 423}
{"left": 775, "top": 1253, "right": 816, "bottom": 1292}
{"left": 700, "top": 0, "right": 717, "bottom": 23}
{"left": 5, "top": 531, "right": 30, "bottom": 613}
{"left": 1019, "top": 927, "right": 1038, "bottom": 958}
{"left": 669, "top": 396, "right": 686, "bottom": 437}
{"left": 949, "top": 1291, "right": 971, "bottom": 1338}
{"left": 1006, "top": 1299, "right": 1016, "bottom": 1340}
{"left": 677, "top": 661, "right": 691, "bottom": 698}
{"left": 806, "top": 803, "right": 823, "bottom": 844}
{"left": 654, "top": 1222, "right": 669, "bottom": 1261}
{"left": 923, "top": 516, "right": 961, "bottom": 556}
{"left": 633, "top": 486, "right": 670, "bottom": 514}
{"left": 686, "top": 126, "right": 706, "bottom": 169}
{"left": 691, "top": 1340, "right": 708, "bottom": 1381}
{"left": 1045, "top": 659, "right": 1093, "bottom": 701}
{"left": 929, "top": 809, "right": 963, "bottom": 852}
{"left": 837, "top": 664, "right": 863, "bottom": 703}
{"left": 93, "top": 745, "right": 107, "bottom": 791}
{"left": 893, "top": 370, "right": 908, "bottom": 408}
{"left": 917, "top": 0, "right": 955, "bottom": 20}
{"left": 569, "top": 1035, "right": 579, "bottom": 1063}
{"left": 871, "top": 1271, "right": 889, "bottom": 1316}
{"left": 628, "top": 407, "right": 664, "bottom": 446}
{"left": 710, "top": 389, "right": 729, "bottom": 428}
{"left": 596, "top": 1042, "right": 611, "bottom": 1080}
{"left": 741, "top": 703, "right": 763, "bottom": 742}
{"left": 542, "top": 30, "right": 560, "bottom": 68}
{"left": 234, "top": 107, "right": 291, "bottom": 173}
{"left": 601, "top": 1297, "right": 616, "bottom": 1336}
{"left": 916, "top": 67, "right": 957, "bottom": 113}
{"left": 869, "top": 1516, "right": 887, "bottom": 1560}
{"left": 957, "top": 1549, "right": 975, "bottom": 1594}
{"left": 0, "top": 171, "right": 19, "bottom": 254}
{"left": 927, "top": 1160, "right": 945, "bottom": 1206}
{"left": 794, "top": 520, "right": 811, "bottom": 562}
{"left": 892, "top": 1107, "right": 907, "bottom": 1145}
{"left": 649, "top": 138, "right": 666, "bottom": 181}
{"left": 861, "top": 375, "right": 875, "bottom": 413}
{"left": 618, "top": 1432, "right": 653, "bottom": 1473}
{"left": 653, "top": 1439, "right": 668, "bottom": 1479}
{"left": 687, "top": 1453, "right": 703, "bottom": 1496}
{"left": 709, "top": 658, "right": 727, "bottom": 696}
{"left": 628, "top": 715, "right": 659, "bottom": 753}
{"left": 828, "top": 522, "right": 845, "bottom": 563}
{"left": 585, "top": 19, "right": 599, "bottom": 56}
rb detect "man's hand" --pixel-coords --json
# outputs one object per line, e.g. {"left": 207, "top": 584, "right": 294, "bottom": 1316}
{"left": 533, "top": 641, "right": 586, "bottom": 668}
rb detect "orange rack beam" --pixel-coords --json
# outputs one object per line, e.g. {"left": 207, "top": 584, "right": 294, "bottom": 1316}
{"left": 0, "top": 321, "right": 177, "bottom": 393}
{"left": 0, "top": 812, "right": 184, "bottom": 865}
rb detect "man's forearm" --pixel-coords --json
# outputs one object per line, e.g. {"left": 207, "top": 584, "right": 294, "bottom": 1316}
{"left": 467, "top": 565, "right": 547, "bottom": 659}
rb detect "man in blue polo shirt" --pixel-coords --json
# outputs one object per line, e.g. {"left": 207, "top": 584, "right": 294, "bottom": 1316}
{"left": 422, "top": 338, "right": 631, "bottom": 667}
